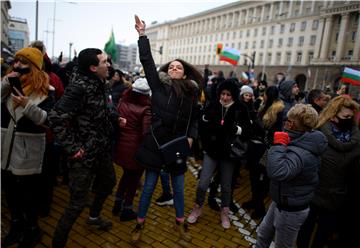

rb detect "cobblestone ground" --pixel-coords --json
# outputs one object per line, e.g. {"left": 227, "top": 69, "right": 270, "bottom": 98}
{"left": 1, "top": 160, "right": 271, "bottom": 247}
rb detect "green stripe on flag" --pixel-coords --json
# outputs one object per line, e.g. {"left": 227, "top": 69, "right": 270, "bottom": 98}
{"left": 221, "top": 50, "right": 240, "bottom": 61}
{"left": 342, "top": 72, "right": 360, "bottom": 82}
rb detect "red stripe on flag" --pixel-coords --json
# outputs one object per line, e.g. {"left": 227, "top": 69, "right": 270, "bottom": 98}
{"left": 341, "top": 77, "right": 360, "bottom": 86}
{"left": 220, "top": 56, "right": 238, "bottom": 65}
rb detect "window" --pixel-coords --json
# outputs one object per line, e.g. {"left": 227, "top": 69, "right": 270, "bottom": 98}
{"left": 312, "top": 20, "right": 319, "bottom": 30}
{"left": 254, "top": 28, "right": 258, "bottom": 37}
{"left": 280, "top": 24, "right": 285, "bottom": 33}
{"left": 310, "top": 35, "right": 316, "bottom": 45}
{"left": 262, "top": 27, "right": 266, "bottom": 35}
{"left": 301, "top": 21, "right": 307, "bottom": 31}
{"left": 286, "top": 52, "right": 292, "bottom": 64}
{"left": 259, "top": 53, "right": 263, "bottom": 64}
{"left": 288, "top": 37, "right": 293, "bottom": 47}
{"left": 290, "top": 23, "right": 295, "bottom": 32}
{"left": 227, "top": 32, "right": 230, "bottom": 40}
{"left": 352, "top": 31, "right": 356, "bottom": 42}
{"left": 260, "top": 40, "right": 264, "bottom": 48}
{"left": 308, "top": 51, "right": 314, "bottom": 62}
{"left": 233, "top": 32, "right": 237, "bottom": 39}
{"left": 239, "top": 31, "right": 243, "bottom": 38}
{"left": 269, "top": 39, "right": 273, "bottom": 48}
{"left": 238, "top": 42, "right": 241, "bottom": 49}
{"left": 296, "top": 52, "right": 302, "bottom": 63}
{"left": 298, "top": 36, "right": 304, "bottom": 47}
{"left": 271, "top": 25, "right": 275, "bottom": 35}
{"left": 345, "top": 50, "right": 353, "bottom": 60}
{"left": 278, "top": 38, "right": 283, "bottom": 47}
{"left": 246, "top": 29, "right": 250, "bottom": 37}
{"left": 253, "top": 41, "right": 256, "bottom": 49}
{"left": 245, "top": 41, "right": 248, "bottom": 49}
{"left": 276, "top": 52, "right": 281, "bottom": 64}
{"left": 268, "top": 53, "right": 272, "bottom": 63}
{"left": 335, "top": 32, "right": 339, "bottom": 43}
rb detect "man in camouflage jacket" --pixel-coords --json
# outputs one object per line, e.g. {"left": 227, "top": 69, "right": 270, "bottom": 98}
{"left": 49, "top": 48, "right": 119, "bottom": 248}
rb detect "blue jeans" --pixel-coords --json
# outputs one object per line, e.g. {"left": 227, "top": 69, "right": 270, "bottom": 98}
{"left": 160, "top": 170, "right": 172, "bottom": 195}
{"left": 137, "top": 169, "right": 184, "bottom": 219}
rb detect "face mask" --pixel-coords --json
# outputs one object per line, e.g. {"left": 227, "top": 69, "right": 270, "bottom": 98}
{"left": 336, "top": 117, "right": 353, "bottom": 131}
{"left": 13, "top": 67, "right": 31, "bottom": 75}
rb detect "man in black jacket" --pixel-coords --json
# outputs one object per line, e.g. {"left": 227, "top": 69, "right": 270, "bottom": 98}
{"left": 49, "top": 48, "right": 119, "bottom": 248}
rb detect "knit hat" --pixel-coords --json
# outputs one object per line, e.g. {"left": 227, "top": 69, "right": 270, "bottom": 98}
{"left": 15, "top": 47, "right": 43, "bottom": 70}
{"left": 240, "top": 85, "right": 254, "bottom": 96}
{"left": 132, "top": 77, "right": 151, "bottom": 95}
{"left": 217, "top": 79, "right": 240, "bottom": 100}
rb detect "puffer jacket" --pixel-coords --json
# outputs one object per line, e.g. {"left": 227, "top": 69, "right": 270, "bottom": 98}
{"left": 267, "top": 130, "right": 328, "bottom": 207}
{"left": 48, "top": 69, "right": 118, "bottom": 167}
{"left": 135, "top": 36, "right": 199, "bottom": 175}
{"left": 312, "top": 122, "right": 360, "bottom": 211}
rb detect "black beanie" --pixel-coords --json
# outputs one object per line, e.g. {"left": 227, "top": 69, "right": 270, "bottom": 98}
{"left": 217, "top": 79, "right": 240, "bottom": 100}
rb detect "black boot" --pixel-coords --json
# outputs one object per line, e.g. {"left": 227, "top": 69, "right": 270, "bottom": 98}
{"left": 230, "top": 201, "right": 239, "bottom": 213}
{"left": 242, "top": 200, "right": 255, "bottom": 210}
{"left": 2, "top": 219, "right": 24, "bottom": 247}
{"left": 18, "top": 226, "right": 43, "bottom": 248}
{"left": 112, "top": 200, "right": 123, "bottom": 216}
{"left": 120, "top": 208, "right": 137, "bottom": 222}
{"left": 208, "top": 197, "right": 220, "bottom": 211}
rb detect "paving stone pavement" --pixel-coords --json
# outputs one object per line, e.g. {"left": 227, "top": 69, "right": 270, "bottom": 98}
{"left": 1, "top": 160, "right": 271, "bottom": 247}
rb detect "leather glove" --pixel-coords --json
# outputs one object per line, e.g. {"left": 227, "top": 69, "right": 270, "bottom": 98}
{"left": 274, "top": 132, "right": 290, "bottom": 145}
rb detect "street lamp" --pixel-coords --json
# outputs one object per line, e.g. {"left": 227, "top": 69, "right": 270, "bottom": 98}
{"left": 69, "top": 42, "right": 73, "bottom": 61}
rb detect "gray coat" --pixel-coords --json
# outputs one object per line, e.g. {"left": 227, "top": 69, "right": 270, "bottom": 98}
{"left": 1, "top": 78, "right": 53, "bottom": 175}
{"left": 267, "top": 130, "right": 328, "bottom": 207}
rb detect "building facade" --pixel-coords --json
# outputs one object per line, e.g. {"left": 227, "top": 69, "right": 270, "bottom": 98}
{"left": 8, "top": 16, "right": 30, "bottom": 53}
{"left": 1, "top": 0, "right": 12, "bottom": 60}
{"left": 143, "top": 0, "right": 360, "bottom": 90}
{"left": 116, "top": 43, "right": 137, "bottom": 72}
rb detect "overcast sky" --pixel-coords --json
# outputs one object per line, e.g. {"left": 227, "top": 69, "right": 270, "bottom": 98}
{"left": 9, "top": 0, "right": 238, "bottom": 58}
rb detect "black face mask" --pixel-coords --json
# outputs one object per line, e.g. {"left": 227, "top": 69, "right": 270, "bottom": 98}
{"left": 336, "top": 117, "right": 353, "bottom": 131}
{"left": 13, "top": 67, "right": 31, "bottom": 75}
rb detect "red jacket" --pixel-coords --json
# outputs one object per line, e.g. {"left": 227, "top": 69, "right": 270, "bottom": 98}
{"left": 113, "top": 88, "right": 151, "bottom": 170}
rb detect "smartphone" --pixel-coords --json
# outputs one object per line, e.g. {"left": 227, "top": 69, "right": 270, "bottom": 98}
{"left": 8, "top": 77, "right": 24, "bottom": 96}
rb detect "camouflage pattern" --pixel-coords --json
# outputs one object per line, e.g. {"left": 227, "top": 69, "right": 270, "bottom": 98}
{"left": 49, "top": 69, "right": 117, "bottom": 248}
{"left": 48, "top": 69, "right": 117, "bottom": 166}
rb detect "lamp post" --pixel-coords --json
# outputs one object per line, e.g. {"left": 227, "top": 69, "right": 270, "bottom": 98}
{"left": 69, "top": 42, "right": 73, "bottom": 61}
{"left": 35, "top": 0, "right": 39, "bottom": 40}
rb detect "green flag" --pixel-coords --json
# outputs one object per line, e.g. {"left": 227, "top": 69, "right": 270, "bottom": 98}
{"left": 104, "top": 29, "right": 117, "bottom": 62}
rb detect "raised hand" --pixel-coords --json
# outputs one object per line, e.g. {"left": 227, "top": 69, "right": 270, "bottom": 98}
{"left": 135, "top": 14, "right": 146, "bottom": 36}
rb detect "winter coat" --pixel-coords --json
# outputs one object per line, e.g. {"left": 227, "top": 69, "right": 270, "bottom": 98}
{"left": 1, "top": 77, "right": 55, "bottom": 175}
{"left": 278, "top": 80, "right": 297, "bottom": 126}
{"left": 48, "top": 69, "right": 119, "bottom": 168}
{"left": 267, "top": 130, "right": 328, "bottom": 207}
{"left": 200, "top": 100, "right": 249, "bottom": 159}
{"left": 113, "top": 88, "right": 151, "bottom": 170}
{"left": 135, "top": 36, "right": 199, "bottom": 175}
{"left": 111, "top": 81, "right": 128, "bottom": 106}
{"left": 312, "top": 122, "right": 360, "bottom": 211}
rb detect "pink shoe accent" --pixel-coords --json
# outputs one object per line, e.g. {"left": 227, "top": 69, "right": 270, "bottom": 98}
{"left": 187, "top": 204, "right": 202, "bottom": 224}
{"left": 221, "top": 207, "right": 230, "bottom": 229}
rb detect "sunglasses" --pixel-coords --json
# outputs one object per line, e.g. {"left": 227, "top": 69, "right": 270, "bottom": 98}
{"left": 13, "top": 57, "right": 29, "bottom": 65}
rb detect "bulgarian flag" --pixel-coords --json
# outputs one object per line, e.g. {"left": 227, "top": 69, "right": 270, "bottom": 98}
{"left": 219, "top": 47, "right": 241, "bottom": 65}
{"left": 341, "top": 67, "right": 360, "bottom": 86}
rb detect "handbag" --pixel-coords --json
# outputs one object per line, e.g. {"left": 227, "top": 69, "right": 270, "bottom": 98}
{"left": 151, "top": 100, "right": 192, "bottom": 166}
{"left": 229, "top": 135, "right": 248, "bottom": 161}
{"left": 159, "top": 135, "right": 190, "bottom": 165}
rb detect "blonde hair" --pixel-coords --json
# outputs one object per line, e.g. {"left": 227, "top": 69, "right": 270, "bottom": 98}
{"left": 317, "top": 95, "right": 359, "bottom": 128}
{"left": 287, "top": 103, "right": 319, "bottom": 131}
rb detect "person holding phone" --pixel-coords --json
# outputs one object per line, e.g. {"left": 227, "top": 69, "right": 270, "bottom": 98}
{"left": 1, "top": 47, "right": 55, "bottom": 248}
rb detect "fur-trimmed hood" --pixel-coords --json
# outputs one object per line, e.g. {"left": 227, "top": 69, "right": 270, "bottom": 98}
{"left": 262, "top": 99, "right": 285, "bottom": 129}
{"left": 158, "top": 71, "right": 198, "bottom": 89}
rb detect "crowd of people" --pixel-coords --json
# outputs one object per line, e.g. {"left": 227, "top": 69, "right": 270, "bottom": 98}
{"left": 1, "top": 14, "right": 360, "bottom": 248}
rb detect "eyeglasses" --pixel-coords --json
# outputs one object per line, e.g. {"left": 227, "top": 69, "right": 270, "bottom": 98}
{"left": 13, "top": 57, "right": 29, "bottom": 65}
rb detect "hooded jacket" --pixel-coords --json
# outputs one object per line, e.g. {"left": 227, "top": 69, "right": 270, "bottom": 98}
{"left": 267, "top": 130, "right": 328, "bottom": 207}
{"left": 278, "top": 80, "right": 297, "bottom": 125}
